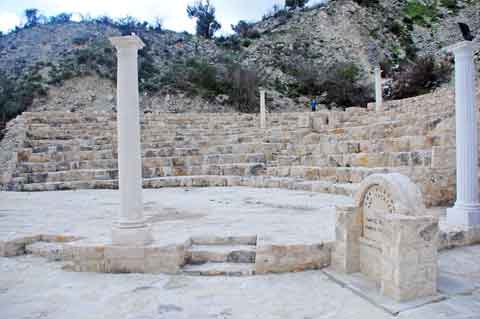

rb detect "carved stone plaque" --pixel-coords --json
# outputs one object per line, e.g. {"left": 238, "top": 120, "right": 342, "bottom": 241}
{"left": 362, "top": 185, "right": 395, "bottom": 245}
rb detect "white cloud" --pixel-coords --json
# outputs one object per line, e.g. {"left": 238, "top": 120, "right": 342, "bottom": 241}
{"left": 0, "top": 12, "right": 21, "bottom": 33}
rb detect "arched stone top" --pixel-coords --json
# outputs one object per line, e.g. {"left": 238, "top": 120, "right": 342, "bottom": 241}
{"left": 354, "top": 173, "right": 426, "bottom": 216}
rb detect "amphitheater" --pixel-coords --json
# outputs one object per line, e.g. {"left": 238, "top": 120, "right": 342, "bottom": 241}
{"left": 2, "top": 54, "right": 480, "bottom": 317}
{"left": 0, "top": 86, "right": 465, "bottom": 205}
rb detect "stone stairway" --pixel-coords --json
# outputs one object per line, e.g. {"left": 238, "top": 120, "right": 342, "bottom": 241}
{"left": 183, "top": 236, "right": 257, "bottom": 276}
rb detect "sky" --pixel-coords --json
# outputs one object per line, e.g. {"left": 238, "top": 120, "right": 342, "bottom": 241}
{"left": 0, "top": 0, "right": 325, "bottom": 35}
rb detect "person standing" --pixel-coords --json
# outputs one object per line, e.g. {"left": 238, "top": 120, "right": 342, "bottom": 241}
{"left": 310, "top": 98, "right": 317, "bottom": 112}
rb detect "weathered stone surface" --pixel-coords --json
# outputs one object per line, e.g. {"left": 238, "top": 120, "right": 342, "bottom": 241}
{"left": 255, "top": 243, "right": 332, "bottom": 274}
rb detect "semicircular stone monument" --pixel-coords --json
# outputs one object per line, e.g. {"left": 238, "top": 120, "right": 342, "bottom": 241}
{"left": 333, "top": 173, "right": 439, "bottom": 302}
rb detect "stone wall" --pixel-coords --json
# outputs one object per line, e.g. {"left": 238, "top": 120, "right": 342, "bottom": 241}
{"left": 0, "top": 115, "right": 27, "bottom": 189}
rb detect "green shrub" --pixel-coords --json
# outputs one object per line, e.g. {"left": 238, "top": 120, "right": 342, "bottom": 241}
{"left": 284, "top": 60, "right": 373, "bottom": 108}
{"left": 285, "top": 0, "right": 309, "bottom": 10}
{"left": 403, "top": 0, "right": 439, "bottom": 27}
{"left": 242, "top": 39, "right": 252, "bottom": 47}
{"left": 215, "top": 35, "right": 241, "bottom": 51}
{"left": 352, "top": 0, "right": 379, "bottom": 7}
{"left": 440, "top": 0, "right": 459, "bottom": 11}
{"left": 231, "top": 20, "right": 260, "bottom": 39}
{"left": 391, "top": 55, "right": 452, "bottom": 99}
{"left": 48, "top": 13, "right": 72, "bottom": 24}
{"left": 224, "top": 64, "right": 259, "bottom": 113}
{"left": 72, "top": 35, "right": 89, "bottom": 46}
{"left": 0, "top": 68, "right": 47, "bottom": 135}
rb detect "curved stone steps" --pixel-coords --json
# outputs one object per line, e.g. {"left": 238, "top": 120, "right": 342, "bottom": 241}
{"left": 182, "top": 262, "right": 256, "bottom": 276}
{"left": 183, "top": 235, "right": 257, "bottom": 276}
{"left": 187, "top": 245, "right": 256, "bottom": 264}
{"left": 16, "top": 175, "right": 361, "bottom": 197}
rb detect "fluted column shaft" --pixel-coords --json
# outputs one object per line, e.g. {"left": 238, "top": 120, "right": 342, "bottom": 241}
{"left": 447, "top": 41, "right": 480, "bottom": 226}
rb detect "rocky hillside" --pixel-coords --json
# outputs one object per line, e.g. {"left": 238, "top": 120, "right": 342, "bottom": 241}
{"left": 0, "top": 0, "right": 479, "bottom": 131}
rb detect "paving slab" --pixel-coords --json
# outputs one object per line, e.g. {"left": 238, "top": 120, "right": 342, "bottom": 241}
{"left": 0, "top": 256, "right": 393, "bottom": 319}
{"left": 0, "top": 187, "right": 353, "bottom": 246}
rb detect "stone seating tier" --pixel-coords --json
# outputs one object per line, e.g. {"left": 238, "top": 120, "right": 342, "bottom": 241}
{"left": 0, "top": 84, "right": 475, "bottom": 208}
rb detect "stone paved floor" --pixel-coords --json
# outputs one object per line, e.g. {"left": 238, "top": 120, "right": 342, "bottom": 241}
{"left": 1, "top": 188, "right": 480, "bottom": 318}
{"left": 1, "top": 246, "right": 480, "bottom": 319}
{"left": 0, "top": 188, "right": 353, "bottom": 245}
{"left": 0, "top": 256, "right": 392, "bottom": 319}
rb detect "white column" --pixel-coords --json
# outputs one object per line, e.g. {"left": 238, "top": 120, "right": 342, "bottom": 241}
{"left": 374, "top": 66, "right": 383, "bottom": 112}
{"left": 446, "top": 41, "right": 480, "bottom": 226}
{"left": 260, "top": 90, "right": 266, "bottom": 129}
{"left": 110, "top": 34, "right": 152, "bottom": 245}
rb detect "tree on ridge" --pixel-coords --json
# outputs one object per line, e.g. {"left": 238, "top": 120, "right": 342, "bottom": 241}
{"left": 187, "top": 0, "right": 221, "bottom": 39}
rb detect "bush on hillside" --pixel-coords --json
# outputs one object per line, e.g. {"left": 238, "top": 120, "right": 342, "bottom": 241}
{"left": 160, "top": 58, "right": 259, "bottom": 112}
{"left": 262, "top": 5, "right": 292, "bottom": 21}
{"left": 390, "top": 55, "right": 452, "bottom": 99}
{"left": 283, "top": 60, "right": 373, "bottom": 108}
{"left": 48, "top": 13, "right": 72, "bottom": 24}
{"left": 225, "top": 64, "right": 259, "bottom": 113}
{"left": 0, "top": 68, "right": 47, "bottom": 136}
{"left": 215, "top": 35, "right": 242, "bottom": 51}
{"left": 403, "top": 0, "right": 439, "bottom": 27}
{"left": 24, "top": 9, "right": 41, "bottom": 27}
{"left": 285, "top": 0, "right": 309, "bottom": 10}
{"left": 231, "top": 21, "right": 260, "bottom": 39}
{"left": 352, "top": 0, "right": 379, "bottom": 7}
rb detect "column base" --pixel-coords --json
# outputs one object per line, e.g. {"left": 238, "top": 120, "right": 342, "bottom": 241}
{"left": 446, "top": 203, "right": 480, "bottom": 226}
{"left": 112, "top": 221, "right": 152, "bottom": 246}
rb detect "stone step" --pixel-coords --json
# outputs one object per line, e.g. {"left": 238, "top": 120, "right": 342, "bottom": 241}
{"left": 19, "top": 162, "right": 267, "bottom": 184}
{"left": 17, "top": 152, "right": 267, "bottom": 173}
{"left": 292, "top": 180, "right": 360, "bottom": 196}
{"left": 187, "top": 245, "right": 256, "bottom": 264}
{"left": 20, "top": 169, "right": 118, "bottom": 183}
{"left": 182, "top": 262, "right": 255, "bottom": 276}
{"left": 268, "top": 166, "right": 391, "bottom": 183}
{"left": 25, "top": 242, "right": 66, "bottom": 261}
{"left": 190, "top": 235, "right": 257, "bottom": 246}
{"left": 142, "top": 162, "right": 267, "bottom": 178}
{"left": 273, "top": 150, "right": 433, "bottom": 168}
{"left": 21, "top": 142, "right": 285, "bottom": 157}
{"left": 16, "top": 175, "right": 362, "bottom": 196}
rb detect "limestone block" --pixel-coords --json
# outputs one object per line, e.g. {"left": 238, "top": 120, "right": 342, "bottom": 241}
{"left": 104, "top": 258, "right": 145, "bottom": 273}
{"left": 255, "top": 243, "right": 331, "bottom": 274}
{"left": 144, "top": 245, "right": 186, "bottom": 274}
{"left": 331, "top": 204, "right": 361, "bottom": 273}
{"left": 380, "top": 215, "right": 438, "bottom": 302}
{"left": 431, "top": 146, "right": 455, "bottom": 169}
{"left": 0, "top": 236, "right": 41, "bottom": 257}
{"left": 16, "top": 149, "right": 31, "bottom": 161}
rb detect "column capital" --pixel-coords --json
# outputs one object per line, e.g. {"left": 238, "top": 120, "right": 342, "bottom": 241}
{"left": 109, "top": 34, "right": 145, "bottom": 51}
{"left": 443, "top": 41, "right": 480, "bottom": 56}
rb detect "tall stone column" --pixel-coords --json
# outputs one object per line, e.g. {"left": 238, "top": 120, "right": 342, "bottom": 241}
{"left": 446, "top": 41, "right": 480, "bottom": 226}
{"left": 260, "top": 90, "right": 266, "bottom": 129}
{"left": 374, "top": 66, "right": 383, "bottom": 112}
{"left": 110, "top": 34, "right": 152, "bottom": 245}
